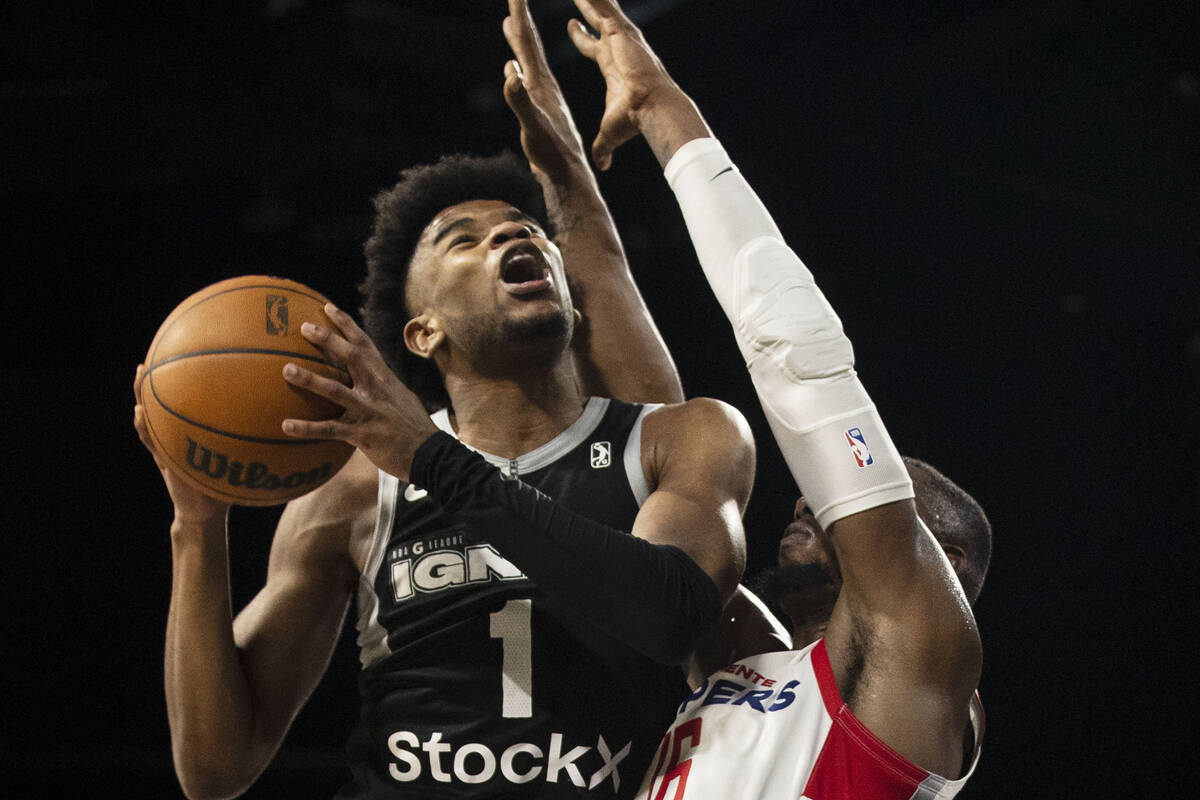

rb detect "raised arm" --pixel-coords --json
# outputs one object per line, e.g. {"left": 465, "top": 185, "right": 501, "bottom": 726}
{"left": 569, "top": 0, "right": 981, "bottom": 778}
{"left": 134, "top": 365, "right": 362, "bottom": 799}
{"left": 502, "top": 0, "right": 682, "bottom": 404}
{"left": 281, "top": 306, "right": 752, "bottom": 664}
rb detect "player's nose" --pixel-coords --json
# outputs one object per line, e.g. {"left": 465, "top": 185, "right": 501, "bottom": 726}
{"left": 793, "top": 496, "right": 813, "bottom": 521}
{"left": 488, "top": 219, "right": 533, "bottom": 247}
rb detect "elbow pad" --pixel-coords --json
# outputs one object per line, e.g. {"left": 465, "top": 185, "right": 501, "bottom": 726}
{"left": 666, "top": 138, "right": 913, "bottom": 528}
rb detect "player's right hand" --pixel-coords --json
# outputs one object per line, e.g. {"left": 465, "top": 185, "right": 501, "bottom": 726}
{"left": 133, "top": 364, "right": 231, "bottom": 525}
{"left": 566, "top": 0, "right": 682, "bottom": 170}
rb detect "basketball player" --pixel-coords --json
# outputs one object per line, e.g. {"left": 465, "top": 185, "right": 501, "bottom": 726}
{"left": 131, "top": 3, "right": 753, "bottom": 798}
{"left": 560, "top": 0, "right": 986, "bottom": 795}
{"left": 687, "top": 457, "right": 991, "bottom": 690}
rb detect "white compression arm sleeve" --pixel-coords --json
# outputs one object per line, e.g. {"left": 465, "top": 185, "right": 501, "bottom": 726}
{"left": 664, "top": 138, "right": 913, "bottom": 528}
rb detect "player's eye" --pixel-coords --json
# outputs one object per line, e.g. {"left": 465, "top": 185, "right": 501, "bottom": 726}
{"left": 449, "top": 235, "right": 476, "bottom": 248}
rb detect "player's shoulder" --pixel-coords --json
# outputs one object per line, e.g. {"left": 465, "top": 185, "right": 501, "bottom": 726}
{"left": 642, "top": 398, "right": 755, "bottom": 500}
{"left": 645, "top": 396, "right": 754, "bottom": 451}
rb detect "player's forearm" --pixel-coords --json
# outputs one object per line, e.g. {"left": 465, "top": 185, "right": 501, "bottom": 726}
{"left": 553, "top": 166, "right": 684, "bottom": 403}
{"left": 411, "top": 432, "right": 721, "bottom": 663}
{"left": 663, "top": 138, "right": 785, "bottom": 331}
{"left": 165, "top": 520, "right": 265, "bottom": 798}
{"left": 664, "top": 137, "right": 913, "bottom": 527}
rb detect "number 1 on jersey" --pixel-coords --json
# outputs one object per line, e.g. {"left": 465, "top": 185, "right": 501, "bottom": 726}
{"left": 489, "top": 598, "right": 533, "bottom": 718}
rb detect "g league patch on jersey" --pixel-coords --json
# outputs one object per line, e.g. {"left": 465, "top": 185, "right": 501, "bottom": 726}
{"left": 590, "top": 441, "right": 612, "bottom": 469}
{"left": 844, "top": 428, "right": 873, "bottom": 467}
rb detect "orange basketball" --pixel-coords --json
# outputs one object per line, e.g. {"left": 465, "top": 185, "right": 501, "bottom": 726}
{"left": 142, "top": 275, "right": 354, "bottom": 506}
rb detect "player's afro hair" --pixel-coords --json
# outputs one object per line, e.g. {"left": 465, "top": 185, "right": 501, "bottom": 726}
{"left": 360, "top": 151, "right": 553, "bottom": 412}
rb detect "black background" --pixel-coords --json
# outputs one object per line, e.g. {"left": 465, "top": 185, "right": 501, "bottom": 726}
{"left": 4, "top": 1, "right": 1198, "bottom": 796}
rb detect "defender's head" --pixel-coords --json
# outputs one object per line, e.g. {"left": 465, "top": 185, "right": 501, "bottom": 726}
{"left": 362, "top": 152, "right": 567, "bottom": 412}
{"left": 758, "top": 457, "right": 992, "bottom": 638}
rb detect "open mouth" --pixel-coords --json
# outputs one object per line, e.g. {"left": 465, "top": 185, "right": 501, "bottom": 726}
{"left": 500, "top": 244, "right": 552, "bottom": 295}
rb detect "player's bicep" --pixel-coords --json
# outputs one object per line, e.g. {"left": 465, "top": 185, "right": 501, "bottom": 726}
{"left": 632, "top": 399, "right": 754, "bottom": 600}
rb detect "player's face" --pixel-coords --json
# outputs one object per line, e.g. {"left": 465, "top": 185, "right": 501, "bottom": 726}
{"left": 777, "top": 496, "right": 840, "bottom": 584}
{"left": 408, "top": 199, "right": 573, "bottom": 356}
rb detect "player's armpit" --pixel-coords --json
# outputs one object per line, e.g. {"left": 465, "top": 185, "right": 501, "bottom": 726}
{"left": 826, "top": 501, "right": 979, "bottom": 676}
{"left": 822, "top": 500, "right": 981, "bottom": 778}
{"left": 634, "top": 398, "right": 754, "bottom": 603}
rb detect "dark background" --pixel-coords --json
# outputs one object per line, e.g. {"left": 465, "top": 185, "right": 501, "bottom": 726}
{"left": 4, "top": 0, "right": 1198, "bottom": 796}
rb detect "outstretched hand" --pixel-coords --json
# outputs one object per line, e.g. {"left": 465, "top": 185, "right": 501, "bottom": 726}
{"left": 564, "top": 0, "right": 712, "bottom": 170}
{"left": 565, "top": 0, "right": 683, "bottom": 170}
{"left": 281, "top": 304, "right": 437, "bottom": 482}
{"left": 502, "top": 0, "right": 590, "bottom": 187}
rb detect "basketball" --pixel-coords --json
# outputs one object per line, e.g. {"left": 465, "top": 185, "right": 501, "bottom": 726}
{"left": 142, "top": 275, "right": 355, "bottom": 506}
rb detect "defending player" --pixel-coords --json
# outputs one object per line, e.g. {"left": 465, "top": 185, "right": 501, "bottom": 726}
{"left": 131, "top": 2, "right": 752, "bottom": 797}
{"left": 564, "top": 0, "right": 985, "bottom": 795}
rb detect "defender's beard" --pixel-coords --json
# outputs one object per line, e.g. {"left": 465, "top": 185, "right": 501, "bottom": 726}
{"left": 753, "top": 562, "right": 838, "bottom": 602}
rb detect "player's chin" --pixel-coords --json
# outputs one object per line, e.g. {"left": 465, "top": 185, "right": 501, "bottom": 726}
{"left": 500, "top": 303, "right": 574, "bottom": 343}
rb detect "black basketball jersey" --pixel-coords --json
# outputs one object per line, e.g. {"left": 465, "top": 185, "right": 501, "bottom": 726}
{"left": 336, "top": 398, "right": 690, "bottom": 799}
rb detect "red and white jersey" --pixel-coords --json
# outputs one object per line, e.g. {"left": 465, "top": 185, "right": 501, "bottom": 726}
{"left": 636, "top": 640, "right": 984, "bottom": 800}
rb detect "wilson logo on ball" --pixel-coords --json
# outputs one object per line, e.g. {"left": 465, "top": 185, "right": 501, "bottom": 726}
{"left": 265, "top": 294, "right": 289, "bottom": 335}
{"left": 185, "top": 437, "right": 334, "bottom": 491}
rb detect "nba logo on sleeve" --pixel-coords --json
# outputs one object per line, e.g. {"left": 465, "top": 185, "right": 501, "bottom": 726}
{"left": 590, "top": 441, "right": 612, "bottom": 469}
{"left": 844, "top": 428, "right": 873, "bottom": 467}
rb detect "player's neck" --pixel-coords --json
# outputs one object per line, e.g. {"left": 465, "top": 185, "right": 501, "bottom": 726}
{"left": 781, "top": 590, "right": 837, "bottom": 650}
{"left": 789, "top": 620, "right": 829, "bottom": 650}
{"left": 443, "top": 361, "right": 586, "bottom": 459}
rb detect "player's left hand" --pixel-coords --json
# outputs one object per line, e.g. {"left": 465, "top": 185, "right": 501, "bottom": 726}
{"left": 280, "top": 303, "right": 437, "bottom": 482}
{"left": 502, "top": 0, "right": 590, "bottom": 187}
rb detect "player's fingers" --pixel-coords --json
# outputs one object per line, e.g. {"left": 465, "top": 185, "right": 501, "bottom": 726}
{"left": 509, "top": 0, "right": 552, "bottom": 73}
{"left": 572, "top": 0, "right": 614, "bottom": 31}
{"left": 568, "top": 18, "right": 599, "bottom": 61}
{"left": 299, "top": 321, "right": 354, "bottom": 367}
{"left": 504, "top": 56, "right": 519, "bottom": 82}
{"left": 592, "top": 121, "right": 623, "bottom": 171}
{"left": 133, "top": 402, "right": 149, "bottom": 441}
{"left": 133, "top": 404, "right": 163, "bottom": 462}
{"left": 282, "top": 362, "right": 353, "bottom": 407}
{"left": 133, "top": 363, "right": 144, "bottom": 402}
{"left": 503, "top": 61, "right": 538, "bottom": 121}
{"left": 281, "top": 416, "right": 352, "bottom": 441}
{"left": 321, "top": 302, "right": 371, "bottom": 346}
{"left": 502, "top": 14, "right": 524, "bottom": 63}
{"left": 502, "top": 13, "right": 538, "bottom": 75}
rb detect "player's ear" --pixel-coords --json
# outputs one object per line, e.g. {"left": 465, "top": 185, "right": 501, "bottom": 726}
{"left": 404, "top": 314, "right": 444, "bottom": 360}
{"left": 941, "top": 543, "right": 966, "bottom": 577}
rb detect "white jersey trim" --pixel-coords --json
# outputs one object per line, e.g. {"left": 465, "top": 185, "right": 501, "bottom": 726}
{"left": 355, "top": 469, "right": 399, "bottom": 668}
{"left": 624, "top": 403, "right": 662, "bottom": 507}
{"left": 429, "top": 396, "right": 611, "bottom": 476}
